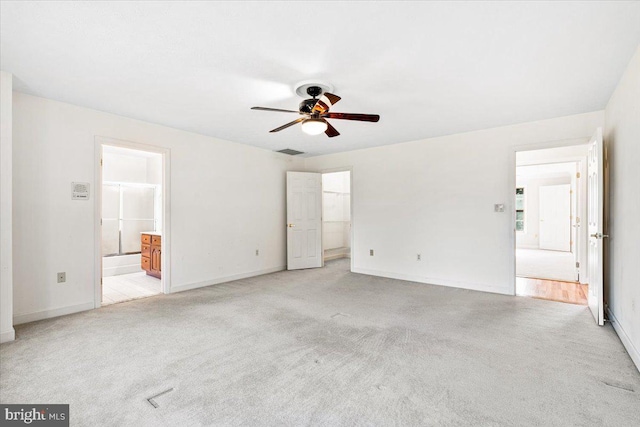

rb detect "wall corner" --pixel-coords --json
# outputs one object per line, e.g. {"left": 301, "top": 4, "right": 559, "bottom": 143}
{"left": 0, "top": 70, "right": 15, "bottom": 343}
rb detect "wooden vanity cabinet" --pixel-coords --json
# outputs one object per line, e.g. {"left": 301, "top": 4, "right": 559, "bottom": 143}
{"left": 141, "top": 233, "right": 161, "bottom": 279}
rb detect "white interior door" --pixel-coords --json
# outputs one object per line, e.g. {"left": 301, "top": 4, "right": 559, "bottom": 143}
{"left": 287, "top": 172, "right": 322, "bottom": 270}
{"left": 539, "top": 184, "right": 571, "bottom": 251}
{"left": 587, "top": 128, "right": 605, "bottom": 326}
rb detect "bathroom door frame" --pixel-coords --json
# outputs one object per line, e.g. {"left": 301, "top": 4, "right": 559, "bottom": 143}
{"left": 93, "top": 136, "right": 172, "bottom": 308}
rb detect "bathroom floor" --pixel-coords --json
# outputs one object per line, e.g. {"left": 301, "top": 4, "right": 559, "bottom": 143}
{"left": 102, "top": 272, "right": 161, "bottom": 305}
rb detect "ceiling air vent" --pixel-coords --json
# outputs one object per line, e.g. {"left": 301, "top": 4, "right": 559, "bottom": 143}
{"left": 277, "top": 149, "right": 304, "bottom": 156}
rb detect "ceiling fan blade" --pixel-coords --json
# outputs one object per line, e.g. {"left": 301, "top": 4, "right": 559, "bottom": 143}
{"left": 252, "top": 106, "right": 301, "bottom": 114}
{"left": 269, "top": 117, "right": 305, "bottom": 133}
{"left": 312, "top": 92, "right": 342, "bottom": 114}
{"left": 324, "top": 120, "right": 340, "bottom": 138}
{"left": 325, "top": 121, "right": 340, "bottom": 138}
{"left": 324, "top": 112, "right": 380, "bottom": 122}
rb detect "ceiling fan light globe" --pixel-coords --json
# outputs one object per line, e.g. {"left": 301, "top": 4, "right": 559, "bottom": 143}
{"left": 301, "top": 118, "right": 328, "bottom": 135}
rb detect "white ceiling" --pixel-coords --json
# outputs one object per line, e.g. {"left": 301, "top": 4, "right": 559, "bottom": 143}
{"left": 2, "top": 2, "right": 639, "bottom": 157}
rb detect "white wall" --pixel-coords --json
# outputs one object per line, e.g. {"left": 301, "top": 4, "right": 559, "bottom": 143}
{"left": 515, "top": 173, "right": 572, "bottom": 249}
{"left": 11, "top": 93, "right": 303, "bottom": 325}
{"left": 0, "top": 71, "right": 14, "bottom": 342}
{"left": 305, "top": 111, "right": 603, "bottom": 294}
{"left": 323, "top": 171, "right": 350, "bottom": 193}
{"left": 102, "top": 150, "right": 162, "bottom": 184}
{"left": 604, "top": 45, "right": 640, "bottom": 371}
{"left": 103, "top": 152, "right": 148, "bottom": 184}
{"left": 102, "top": 147, "right": 162, "bottom": 185}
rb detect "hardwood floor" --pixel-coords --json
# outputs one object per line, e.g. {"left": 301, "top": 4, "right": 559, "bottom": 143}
{"left": 516, "top": 277, "right": 588, "bottom": 306}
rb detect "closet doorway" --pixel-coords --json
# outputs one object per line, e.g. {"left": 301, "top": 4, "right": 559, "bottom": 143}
{"left": 95, "top": 139, "right": 170, "bottom": 307}
{"left": 322, "top": 171, "right": 352, "bottom": 264}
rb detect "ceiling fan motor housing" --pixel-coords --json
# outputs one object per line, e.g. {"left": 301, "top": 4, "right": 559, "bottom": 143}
{"left": 299, "top": 98, "right": 317, "bottom": 114}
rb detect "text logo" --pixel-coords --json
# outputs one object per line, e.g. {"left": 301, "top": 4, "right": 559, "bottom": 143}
{"left": 1, "top": 405, "right": 69, "bottom": 426}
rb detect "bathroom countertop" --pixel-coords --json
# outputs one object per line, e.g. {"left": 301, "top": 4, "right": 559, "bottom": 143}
{"left": 141, "top": 231, "right": 162, "bottom": 236}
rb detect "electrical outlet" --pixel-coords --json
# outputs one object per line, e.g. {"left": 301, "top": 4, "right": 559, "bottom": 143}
{"left": 255, "top": 249, "right": 259, "bottom": 256}
{"left": 57, "top": 272, "right": 66, "bottom": 283}
{"left": 369, "top": 249, "right": 374, "bottom": 256}
{"left": 494, "top": 204, "right": 505, "bottom": 212}
{"left": 417, "top": 254, "right": 421, "bottom": 261}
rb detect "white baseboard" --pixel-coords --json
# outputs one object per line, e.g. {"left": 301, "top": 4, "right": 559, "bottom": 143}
{"left": 0, "top": 328, "right": 15, "bottom": 343}
{"left": 352, "top": 267, "right": 512, "bottom": 295}
{"left": 103, "top": 265, "right": 142, "bottom": 277}
{"left": 171, "top": 266, "right": 286, "bottom": 294}
{"left": 607, "top": 308, "right": 640, "bottom": 373}
{"left": 13, "top": 302, "right": 95, "bottom": 326}
{"left": 324, "top": 253, "right": 351, "bottom": 262}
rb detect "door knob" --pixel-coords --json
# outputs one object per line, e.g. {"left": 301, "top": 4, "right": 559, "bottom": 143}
{"left": 590, "top": 232, "right": 609, "bottom": 239}
{"left": 288, "top": 224, "right": 296, "bottom": 228}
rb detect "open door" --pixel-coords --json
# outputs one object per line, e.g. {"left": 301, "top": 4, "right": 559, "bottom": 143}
{"left": 286, "top": 172, "right": 322, "bottom": 270}
{"left": 587, "top": 128, "right": 605, "bottom": 325}
{"left": 539, "top": 184, "right": 571, "bottom": 252}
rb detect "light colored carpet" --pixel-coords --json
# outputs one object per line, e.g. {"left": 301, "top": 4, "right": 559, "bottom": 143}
{"left": 1, "top": 259, "right": 638, "bottom": 426}
{"left": 516, "top": 248, "right": 578, "bottom": 282}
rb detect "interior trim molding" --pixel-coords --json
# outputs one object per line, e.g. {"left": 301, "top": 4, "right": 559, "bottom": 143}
{"left": 607, "top": 308, "right": 640, "bottom": 373}
{"left": 0, "top": 328, "right": 15, "bottom": 344}
{"left": 171, "top": 266, "right": 286, "bottom": 294}
{"left": 352, "top": 267, "right": 511, "bottom": 295}
{"left": 13, "top": 302, "right": 95, "bottom": 326}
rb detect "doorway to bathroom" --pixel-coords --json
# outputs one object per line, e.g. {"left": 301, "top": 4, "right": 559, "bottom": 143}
{"left": 99, "top": 143, "right": 164, "bottom": 305}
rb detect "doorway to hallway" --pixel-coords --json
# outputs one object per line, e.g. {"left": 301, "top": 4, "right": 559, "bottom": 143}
{"left": 514, "top": 146, "right": 588, "bottom": 306}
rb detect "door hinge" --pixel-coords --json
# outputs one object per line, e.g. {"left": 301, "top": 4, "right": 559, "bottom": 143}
{"left": 100, "top": 158, "right": 103, "bottom": 166}
{"left": 576, "top": 172, "right": 580, "bottom": 178}
{"left": 576, "top": 261, "right": 580, "bottom": 268}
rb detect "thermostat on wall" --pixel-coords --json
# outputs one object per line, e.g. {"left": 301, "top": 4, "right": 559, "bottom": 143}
{"left": 72, "top": 182, "right": 90, "bottom": 200}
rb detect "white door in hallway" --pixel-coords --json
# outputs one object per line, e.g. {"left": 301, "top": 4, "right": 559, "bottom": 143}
{"left": 539, "top": 184, "right": 571, "bottom": 251}
{"left": 587, "top": 128, "right": 605, "bottom": 326}
{"left": 286, "top": 172, "right": 322, "bottom": 270}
